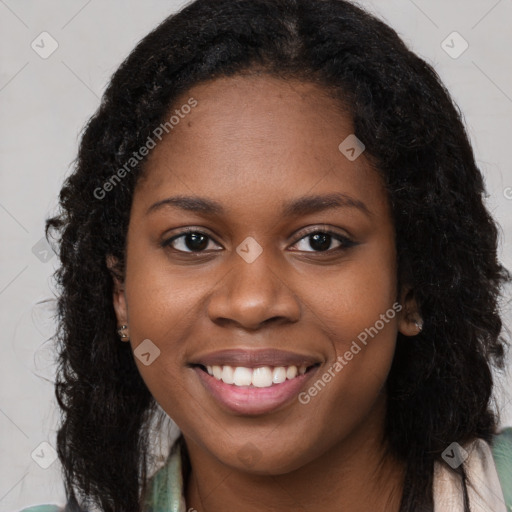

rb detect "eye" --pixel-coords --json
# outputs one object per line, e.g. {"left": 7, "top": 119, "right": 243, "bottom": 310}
{"left": 161, "top": 229, "right": 222, "bottom": 253}
{"left": 290, "top": 228, "right": 357, "bottom": 253}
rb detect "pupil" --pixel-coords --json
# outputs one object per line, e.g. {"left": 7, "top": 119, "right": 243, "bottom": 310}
{"left": 310, "top": 233, "right": 331, "bottom": 251}
{"left": 186, "top": 233, "right": 208, "bottom": 251}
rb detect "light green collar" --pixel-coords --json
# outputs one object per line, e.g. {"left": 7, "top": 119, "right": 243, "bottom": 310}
{"left": 143, "top": 440, "right": 186, "bottom": 512}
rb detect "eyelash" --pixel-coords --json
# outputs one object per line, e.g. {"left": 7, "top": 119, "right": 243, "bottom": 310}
{"left": 160, "top": 226, "right": 357, "bottom": 255}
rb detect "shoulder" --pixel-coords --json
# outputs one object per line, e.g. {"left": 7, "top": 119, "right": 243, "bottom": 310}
{"left": 491, "top": 427, "right": 512, "bottom": 508}
{"left": 434, "top": 432, "right": 511, "bottom": 511}
{"left": 492, "top": 426, "right": 512, "bottom": 462}
{"left": 18, "top": 441, "right": 186, "bottom": 512}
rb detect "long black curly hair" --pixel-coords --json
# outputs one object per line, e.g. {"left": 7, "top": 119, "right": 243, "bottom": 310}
{"left": 45, "top": 0, "right": 510, "bottom": 510}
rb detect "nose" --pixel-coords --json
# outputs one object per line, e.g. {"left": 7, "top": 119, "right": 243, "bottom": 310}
{"left": 207, "top": 246, "right": 301, "bottom": 331}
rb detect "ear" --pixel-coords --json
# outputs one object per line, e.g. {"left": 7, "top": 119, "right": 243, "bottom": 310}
{"left": 397, "top": 286, "right": 423, "bottom": 337}
{"left": 106, "top": 254, "right": 128, "bottom": 328}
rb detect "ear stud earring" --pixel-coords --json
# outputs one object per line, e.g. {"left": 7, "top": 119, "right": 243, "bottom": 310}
{"left": 414, "top": 320, "right": 423, "bottom": 333}
{"left": 117, "top": 324, "right": 130, "bottom": 341}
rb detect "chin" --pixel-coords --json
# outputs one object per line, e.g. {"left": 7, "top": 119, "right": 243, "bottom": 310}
{"left": 215, "top": 437, "right": 318, "bottom": 476}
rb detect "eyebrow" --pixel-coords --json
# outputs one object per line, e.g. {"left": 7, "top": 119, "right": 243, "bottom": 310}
{"left": 146, "top": 192, "right": 372, "bottom": 218}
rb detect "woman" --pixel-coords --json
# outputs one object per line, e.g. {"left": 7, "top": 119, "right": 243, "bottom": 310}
{"left": 22, "top": 0, "right": 512, "bottom": 510}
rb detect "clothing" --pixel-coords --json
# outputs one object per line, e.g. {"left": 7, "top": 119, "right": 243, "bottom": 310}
{"left": 433, "top": 437, "right": 509, "bottom": 511}
{"left": 20, "top": 428, "right": 512, "bottom": 512}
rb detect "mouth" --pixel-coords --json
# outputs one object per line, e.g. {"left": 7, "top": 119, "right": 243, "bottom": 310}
{"left": 189, "top": 349, "right": 322, "bottom": 415}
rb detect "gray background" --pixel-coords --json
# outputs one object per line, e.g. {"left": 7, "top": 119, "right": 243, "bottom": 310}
{"left": 1, "top": 0, "right": 511, "bottom": 510}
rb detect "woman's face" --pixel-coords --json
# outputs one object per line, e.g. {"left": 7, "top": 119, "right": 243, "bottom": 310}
{"left": 111, "top": 75, "right": 417, "bottom": 474}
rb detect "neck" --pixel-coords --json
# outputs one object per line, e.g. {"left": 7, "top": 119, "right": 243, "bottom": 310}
{"left": 183, "top": 401, "right": 405, "bottom": 512}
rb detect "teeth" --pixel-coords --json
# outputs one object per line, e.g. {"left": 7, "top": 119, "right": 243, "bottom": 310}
{"left": 212, "top": 365, "right": 222, "bottom": 380}
{"left": 252, "top": 366, "right": 273, "bottom": 387}
{"left": 233, "top": 367, "right": 253, "bottom": 386}
{"left": 221, "top": 365, "right": 235, "bottom": 384}
{"left": 272, "top": 366, "right": 287, "bottom": 384}
{"left": 286, "top": 366, "right": 298, "bottom": 379}
{"left": 203, "top": 364, "right": 310, "bottom": 387}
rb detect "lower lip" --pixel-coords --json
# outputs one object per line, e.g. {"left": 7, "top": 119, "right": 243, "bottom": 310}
{"left": 193, "top": 366, "right": 320, "bottom": 416}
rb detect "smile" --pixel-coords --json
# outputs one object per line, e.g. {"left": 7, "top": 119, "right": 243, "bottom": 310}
{"left": 190, "top": 349, "right": 322, "bottom": 415}
{"left": 204, "top": 364, "right": 310, "bottom": 388}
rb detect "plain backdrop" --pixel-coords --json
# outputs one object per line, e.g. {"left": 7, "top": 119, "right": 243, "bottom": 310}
{"left": 1, "top": 0, "right": 511, "bottom": 510}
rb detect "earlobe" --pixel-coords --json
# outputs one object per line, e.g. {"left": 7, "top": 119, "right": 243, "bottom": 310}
{"left": 397, "top": 286, "right": 423, "bottom": 337}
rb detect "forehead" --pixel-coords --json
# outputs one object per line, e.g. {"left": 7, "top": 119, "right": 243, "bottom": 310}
{"left": 133, "top": 74, "right": 388, "bottom": 220}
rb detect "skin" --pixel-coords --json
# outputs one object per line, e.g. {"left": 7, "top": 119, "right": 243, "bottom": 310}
{"left": 109, "top": 74, "right": 421, "bottom": 511}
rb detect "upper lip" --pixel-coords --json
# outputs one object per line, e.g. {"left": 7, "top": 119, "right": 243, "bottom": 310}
{"left": 190, "top": 348, "right": 322, "bottom": 368}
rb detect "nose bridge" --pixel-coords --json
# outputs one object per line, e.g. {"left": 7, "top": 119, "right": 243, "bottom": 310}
{"left": 232, "top": 242, "right": 277, "bottom": 299}
{"left": 207, "top": 238, "right": 300, "bottom": 329}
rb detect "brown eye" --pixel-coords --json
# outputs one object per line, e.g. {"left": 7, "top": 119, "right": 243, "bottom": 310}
{"left": 291, "top": 229, "right": 357, "bottom": 253}
{"left": 162, "top": 231, "right": 222, "bottom": 253}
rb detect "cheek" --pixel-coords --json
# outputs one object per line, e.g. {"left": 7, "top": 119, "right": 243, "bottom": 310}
{"left": 309, "top": 238, "right": 397, "bottom": 347}
{"left": 124, "top": 246, "right": 205, "bottom": 343}
{"left": 122, "top": 251, "right": 228, "bottom": 419}
{"left": 121, "top": 256, "right": 191, "bottom": 390}
{"left": 300, "top": 239, "right": 398, "bottom": 407}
